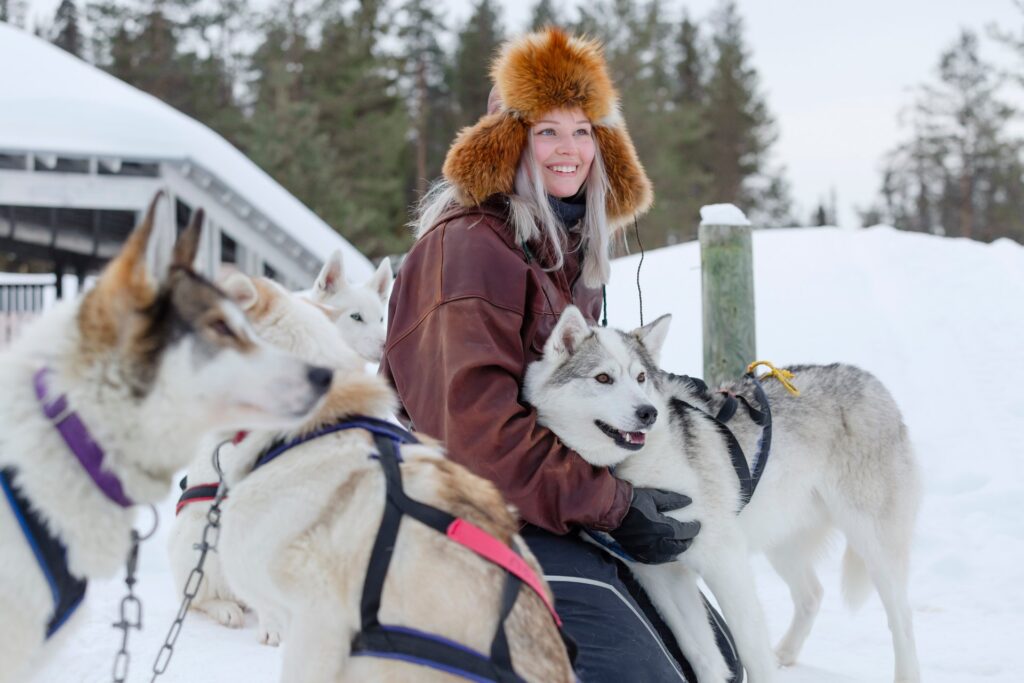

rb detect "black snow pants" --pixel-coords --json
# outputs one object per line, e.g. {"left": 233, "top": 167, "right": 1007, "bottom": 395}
{"left": 522, "top": 525, "right": 743, "bottom": 683}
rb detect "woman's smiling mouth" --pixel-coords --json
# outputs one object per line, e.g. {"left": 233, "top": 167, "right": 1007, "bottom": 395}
{"left": 549, "top": 164, "right": 578, "bottom": 176}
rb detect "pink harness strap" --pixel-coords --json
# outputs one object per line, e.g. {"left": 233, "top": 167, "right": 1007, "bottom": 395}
{"left": 446, "top": 518, "right": 562, "bottom": 627}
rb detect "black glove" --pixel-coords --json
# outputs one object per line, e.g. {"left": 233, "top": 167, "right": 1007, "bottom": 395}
{"left": 608, "top": 487, "right": 700, "bottom": 564}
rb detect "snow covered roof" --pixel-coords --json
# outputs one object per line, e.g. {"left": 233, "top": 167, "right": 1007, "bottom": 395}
{"left": 0, "top": 24, "right": 373, "bottom": 281}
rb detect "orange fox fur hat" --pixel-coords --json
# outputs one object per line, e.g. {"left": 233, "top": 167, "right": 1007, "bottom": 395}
{"left": 442, "top": 27, "right": 653, "bottom": 230}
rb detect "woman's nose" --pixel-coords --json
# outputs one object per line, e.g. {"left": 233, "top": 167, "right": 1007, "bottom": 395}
{"left": 556, "top": 136, "right": 578, "bottom": 156}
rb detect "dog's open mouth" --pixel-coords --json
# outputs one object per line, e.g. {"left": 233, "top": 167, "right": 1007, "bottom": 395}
{"left": 595, "top": 420, "right": 647, "bottom": 451}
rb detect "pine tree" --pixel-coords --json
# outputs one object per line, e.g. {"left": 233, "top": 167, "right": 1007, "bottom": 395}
{"left": 302, "top": 1, "right": 413, "bottom": 257}
{"left": 878, "top": 29, "right": 1024, "bottom": 242}
{"left": 52, "top": 0, "right": 84, "bottom": 57}
{"left": 677, "top": 13, "right": 704, "bottom": 106}
{"left": 704, "top": 0, "right": 784, "bottom": 220}
{"left": 666, "top": 11, "right": 714, "bottom": 239}
{"left": 245, "top": 20, "right": 343, "bottom": 245}
{"left": 452, "top": 0, "right": 503, "bottom": 128}
{"left": 1, "top": 0, "right": 8, "bottom": 22}
{"left": 529, "top": 0, "right": 562, "bottom": 31}
{"left": 397, "top": 0, "right": 452, "bottom": 196}
{"left": 88, "top": 0, "right": 247, "bottom": 148}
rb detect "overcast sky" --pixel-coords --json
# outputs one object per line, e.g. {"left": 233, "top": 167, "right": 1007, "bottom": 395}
{"left": 22, "top": 0, "right": 1024, "bottom": 227}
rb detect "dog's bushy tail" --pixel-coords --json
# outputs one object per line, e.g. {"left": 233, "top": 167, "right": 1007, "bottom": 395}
{"left": 841, "top": 544, "right": 872, "bottom": 610}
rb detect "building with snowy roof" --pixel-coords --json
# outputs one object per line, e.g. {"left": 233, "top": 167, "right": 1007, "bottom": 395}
{"left": 0, "top": 23, "right": 371, "bottom": 298}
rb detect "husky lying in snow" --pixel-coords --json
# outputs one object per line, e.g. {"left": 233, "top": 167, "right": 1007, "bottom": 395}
{"left": 523, "top": 306, "right": 922, "bottom": 683}
{"left": 168, "top": 253, "right": 392, "bottom": 634}
{"left": 0, "top": 196, "right": 332, "bottom": 683}
{"left": 179, "top": 272, "right": 571, "bottom": 682}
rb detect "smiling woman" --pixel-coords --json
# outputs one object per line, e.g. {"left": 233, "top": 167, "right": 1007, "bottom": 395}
{"left": 382, "top": 27, "right": 740, "bottom": 683}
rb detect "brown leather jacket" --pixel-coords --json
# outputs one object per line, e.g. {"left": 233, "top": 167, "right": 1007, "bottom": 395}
{"left": 381, "top": 199, "right": 632, "bottom": 534}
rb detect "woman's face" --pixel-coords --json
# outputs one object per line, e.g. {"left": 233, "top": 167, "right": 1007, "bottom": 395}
{"left": 529, "top": 108, "right": 595, "bottom": 198}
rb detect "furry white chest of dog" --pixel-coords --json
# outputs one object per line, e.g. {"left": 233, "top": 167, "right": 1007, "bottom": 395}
{"left": 524, "top": 306, "right": 921, "bottom": 683}
{"left": 0, "top": 195, "right": 332, "bottom": 683}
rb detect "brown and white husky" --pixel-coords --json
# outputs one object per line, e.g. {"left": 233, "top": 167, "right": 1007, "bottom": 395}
{"left": 0, "top": 194, "right": 332, "bottom": 683}
{"left": 168, "top": 250, "right": 392, "bottom": 634}
{"left": 195, "top": 273, "right": 573, "bottom": 682}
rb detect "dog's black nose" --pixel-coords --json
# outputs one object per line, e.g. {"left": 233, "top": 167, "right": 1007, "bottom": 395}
{"left": 635, "top": 404, "right": 658, "bottom": 427}
{"left": 307, "top": 365, "right": 334, "bottom": 392}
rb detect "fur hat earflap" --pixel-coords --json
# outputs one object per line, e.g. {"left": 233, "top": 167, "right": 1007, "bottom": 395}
{"left": 442, "top": 27, "right": 653, "bottom": 229}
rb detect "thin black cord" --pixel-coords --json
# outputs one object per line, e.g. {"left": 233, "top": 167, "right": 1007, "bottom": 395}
{"left": 634, "top": 216, "right": 645, "bottom": 327}
{"left": 601, "top": 285, "right": 608, "bottom": 327}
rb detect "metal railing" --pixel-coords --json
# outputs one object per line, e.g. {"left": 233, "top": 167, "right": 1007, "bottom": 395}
{"left": 0, "top": 274, "right": 56, "bottom": 348}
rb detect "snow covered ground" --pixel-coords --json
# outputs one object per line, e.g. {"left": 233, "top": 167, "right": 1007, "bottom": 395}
{"left": 24, "top": 226, "right": 1024, "bottom": 682}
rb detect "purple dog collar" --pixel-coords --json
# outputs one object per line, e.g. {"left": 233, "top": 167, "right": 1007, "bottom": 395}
{"left": 33, "top": 367, "right": 133, "bottom": 508}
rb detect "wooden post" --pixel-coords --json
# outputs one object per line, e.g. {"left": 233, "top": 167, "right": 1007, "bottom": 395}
{"left": 699, "top": 204, "right": 756, "bottom": 389}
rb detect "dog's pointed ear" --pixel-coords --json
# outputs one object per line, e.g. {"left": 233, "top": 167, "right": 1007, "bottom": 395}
{"left": 313, "top": 250, "right": 346, "bottom": 301}
{"left": 369, "top": 258, "right": 393, "bottom": 301}
{"left": 633, "top": 314, "right": 672, "bottom": 365}
{"left": 222, "top": 272, "right": 260, "bottom": 311}
{"left": 547, "top": 306, "right": 591, "bottom": 358}
{"left": 102, "top": 191, "right": 165, "bottom": 296}
{"left": 78, "top": 192, "right": 168, "bottom": 350}
{"left": 171, "top": 207, "right": 204, "bottom": 272}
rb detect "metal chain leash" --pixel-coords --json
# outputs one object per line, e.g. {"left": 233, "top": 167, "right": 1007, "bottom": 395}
{"left": 112, "top": 504, "right": 158, "bottom": 683}
{"left": 148, "top": 440, "right": 232, "bottom": 682}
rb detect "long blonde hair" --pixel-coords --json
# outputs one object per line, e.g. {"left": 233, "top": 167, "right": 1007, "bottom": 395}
{"left": 412, "top": 139, "right": 613, "bottom": 288}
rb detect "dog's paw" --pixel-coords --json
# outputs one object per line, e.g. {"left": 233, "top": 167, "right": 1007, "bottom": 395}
{"left": 258, "top": 613, "right": 284, "bottom": 647}
{"left": 260, "top": 628, "right": 282, "bottom": 647}
{"left": 204, "top": 600, "right": 245, "bottom": 628}
{"left": 774, "top": 646, "right": 798, "bottom": 668}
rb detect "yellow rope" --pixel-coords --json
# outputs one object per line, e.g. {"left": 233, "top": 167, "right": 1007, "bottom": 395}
{"left": 746, "top": 360, "right": 801, "bottom": 396}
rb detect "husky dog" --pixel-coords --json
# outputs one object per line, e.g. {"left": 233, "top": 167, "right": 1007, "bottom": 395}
{"left": 0, "top": 196, "right": 333, "bottom": 683}
{"left": 523, "top": 306, "right": 921, "bottom": 683}
{"left": 210, "top": 277, "right": 572, "bottom": 682}
{"left": 305, "top": 249, "right": 392, "bottom": 362}
{"left": 168, "top": 268, "right": 367, "bottom": 636}
{"left": 169, "top": 251, "right": 392, "bottom": 632}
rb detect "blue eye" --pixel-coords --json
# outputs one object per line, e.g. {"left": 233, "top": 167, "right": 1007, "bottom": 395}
{"left": 351, "top": 313, "right": 363, "bottom": 322}
{"left": 536, "top": 128, "right": 556, "bottom": 136}
{"left": 575, "top": 128, "right": 591, "bottom": 136}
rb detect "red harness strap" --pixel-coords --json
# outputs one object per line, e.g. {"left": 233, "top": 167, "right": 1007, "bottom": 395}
{"left": 175, "top": 482, "right": 221, "bottom": 516}
{"left": 446, "top": 518, "right": 561, "bottom": 627}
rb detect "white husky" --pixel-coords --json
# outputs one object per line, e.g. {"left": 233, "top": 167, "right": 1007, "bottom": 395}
{"left": 0, "top": 196, "right": 332, "bottom": 683}
{"left": 523, "top": 306, "right": 921, "bottom": 683}
{"left": 168, "top": 252, "right": 392, "bottom": 633}
{"left": 304, "top": 249, "right": 392, "bottom": 362}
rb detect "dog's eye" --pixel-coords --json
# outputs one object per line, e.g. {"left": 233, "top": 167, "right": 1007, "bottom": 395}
{"left": 350, "top": 313, "right": 364, "bottom": 322}
{"left": 211, "top": 319, "right": 236, "bottom": 339}
{"left": 637, "top": 372, "right": 646, "bottom": 383}
{"left": 595, "top": 373, "right": 613, "bottom": 384}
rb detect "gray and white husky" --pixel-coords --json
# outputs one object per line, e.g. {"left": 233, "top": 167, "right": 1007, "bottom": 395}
{"left": 523, "top": 306, "right": 921, "bottom": 683}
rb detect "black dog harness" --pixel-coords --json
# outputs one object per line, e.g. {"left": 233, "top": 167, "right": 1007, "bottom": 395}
{"left": 668, "top": 372, "right": 773, "bottom": 509}
{"left": 251, "top": 416, "right": 567, "bottom": 683}
{"left": 0, "top": 467, "right": 87, "bottom": 638}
